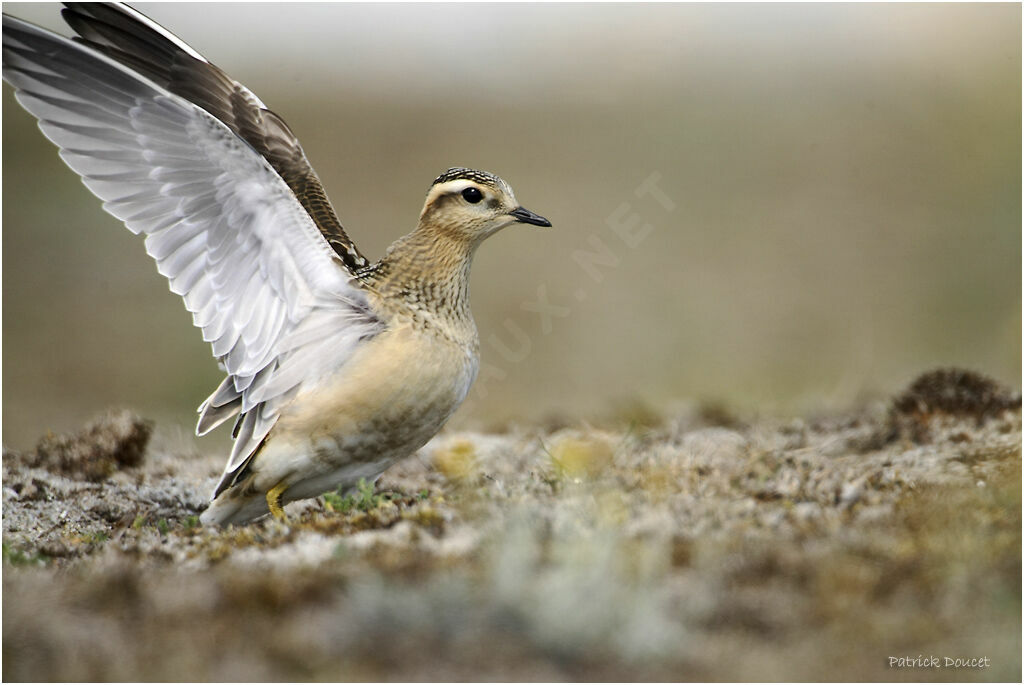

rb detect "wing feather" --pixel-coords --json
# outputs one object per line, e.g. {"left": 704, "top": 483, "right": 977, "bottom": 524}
{"left": 2, "top": 13, "right": 385, "bottom": 497}
{"left": 60, "top": 2, "right": 371, "bottom": 273}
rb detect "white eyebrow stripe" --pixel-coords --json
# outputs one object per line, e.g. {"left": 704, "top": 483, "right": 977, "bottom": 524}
{"left": 434, "top": 179, "right": 484, "bottom": 194}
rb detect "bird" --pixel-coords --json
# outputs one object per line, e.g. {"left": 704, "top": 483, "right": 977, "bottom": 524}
{"left": 2, "top": 3, "right": 551, "bottom": 526}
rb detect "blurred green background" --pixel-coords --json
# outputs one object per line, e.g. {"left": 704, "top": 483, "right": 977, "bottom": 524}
{"left": 3, "top": 2, "right": 1020, "bottom": 450}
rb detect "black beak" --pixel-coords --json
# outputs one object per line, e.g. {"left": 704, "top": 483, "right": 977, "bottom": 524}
{"left": 509, "top": 206, "right": 552, "bottom": 227}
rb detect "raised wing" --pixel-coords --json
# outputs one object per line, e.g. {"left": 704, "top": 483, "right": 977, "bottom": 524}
{"left": 61, "top": 2, "right": 371, "bottom": 273}
{"left": 2, "top": 11, "right": 384, "bottom": 496}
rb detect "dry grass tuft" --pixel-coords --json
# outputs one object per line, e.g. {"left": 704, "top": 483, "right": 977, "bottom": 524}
{"left": 9, "top": 409, "right": 152, "bottom": 482}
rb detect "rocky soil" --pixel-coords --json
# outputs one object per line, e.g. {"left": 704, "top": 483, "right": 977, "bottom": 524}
{"left": 2, "top": 369, "right": 1021, "bottom": 681}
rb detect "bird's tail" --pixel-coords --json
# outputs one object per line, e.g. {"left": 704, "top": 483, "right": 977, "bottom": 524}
{"left": 200, "top": 490, "right": 271, "bottom": 527}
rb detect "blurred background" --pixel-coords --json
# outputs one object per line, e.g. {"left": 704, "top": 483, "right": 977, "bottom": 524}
{"left": 3, "top": 2, "right": 1020, "bottom": 450}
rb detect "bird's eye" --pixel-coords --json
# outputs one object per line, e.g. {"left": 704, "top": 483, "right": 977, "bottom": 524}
{"left": 461, "top": 187, "right": 483, "bottom": 204}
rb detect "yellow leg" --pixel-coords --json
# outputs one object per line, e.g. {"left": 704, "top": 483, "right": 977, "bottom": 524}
{"left": 266, "top": 482, "right": 288, "bottom": 521}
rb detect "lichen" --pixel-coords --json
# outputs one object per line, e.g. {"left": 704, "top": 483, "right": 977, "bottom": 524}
{"left": 2, "top": 379, "right": 1020, "bottom": 681}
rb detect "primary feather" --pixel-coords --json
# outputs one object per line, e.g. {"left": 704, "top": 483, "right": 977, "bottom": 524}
{"left": 2, "top": 9, "right": 382, "bottom": 497}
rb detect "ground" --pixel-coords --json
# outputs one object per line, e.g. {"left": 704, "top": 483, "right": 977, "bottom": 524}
{"left": 2, "top": 369, "right": 1021, "bottom": 681}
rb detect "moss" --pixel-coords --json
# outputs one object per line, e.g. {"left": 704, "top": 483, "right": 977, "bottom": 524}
{"left": 547, "top": 435, "right": 614, "bottom": 479}
{"left": 432, "top": 439, "right": 479, "bottom": 483}
{"left": 401, "top": 505, "right": 445, "bottom": 535}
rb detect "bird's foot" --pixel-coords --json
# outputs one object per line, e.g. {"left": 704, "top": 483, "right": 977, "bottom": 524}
{"left": 266, "top": 482, "right": 289, "bottom": 521}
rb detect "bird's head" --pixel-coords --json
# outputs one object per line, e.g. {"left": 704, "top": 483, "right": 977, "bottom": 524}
{"left": 419, "top": 167, "right": 551, "bottom": 245}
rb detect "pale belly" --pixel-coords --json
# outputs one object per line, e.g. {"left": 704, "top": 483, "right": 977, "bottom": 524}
{"left": 250, "top": 323, "right": 477, "bottom": 503}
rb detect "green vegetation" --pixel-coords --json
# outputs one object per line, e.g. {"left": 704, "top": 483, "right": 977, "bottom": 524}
{"left": 323, "top": 478, "right": 390, "bottom": 514}
{"left": 1, "top": 542, "right": 47, "bottom": 567}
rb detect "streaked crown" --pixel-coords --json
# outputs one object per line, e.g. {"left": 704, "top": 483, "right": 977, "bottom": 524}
{"left": 432, "top": 167, "right": 503, "bottom": 189}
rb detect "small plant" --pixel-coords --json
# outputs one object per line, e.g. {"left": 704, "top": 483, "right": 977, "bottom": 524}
{"left": 355, "top": 478, "right": 382, "bottom": 510}
{"left": 130, "top": 514, "right": 172, "bottom": 535}
{"left": 182, "top": 515, "right": 200, "bottom": 530}
{"left": 323, "top": 490, "right": 355, "bottom": 514}
{"left": 324, "top": 478, "right": 386, "bottom": 514}
{"left": 87, "top": 531, "right": 110, "bottom": 544}
{"left": 2, "top": 542, "right": 47, "bottom": 566}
